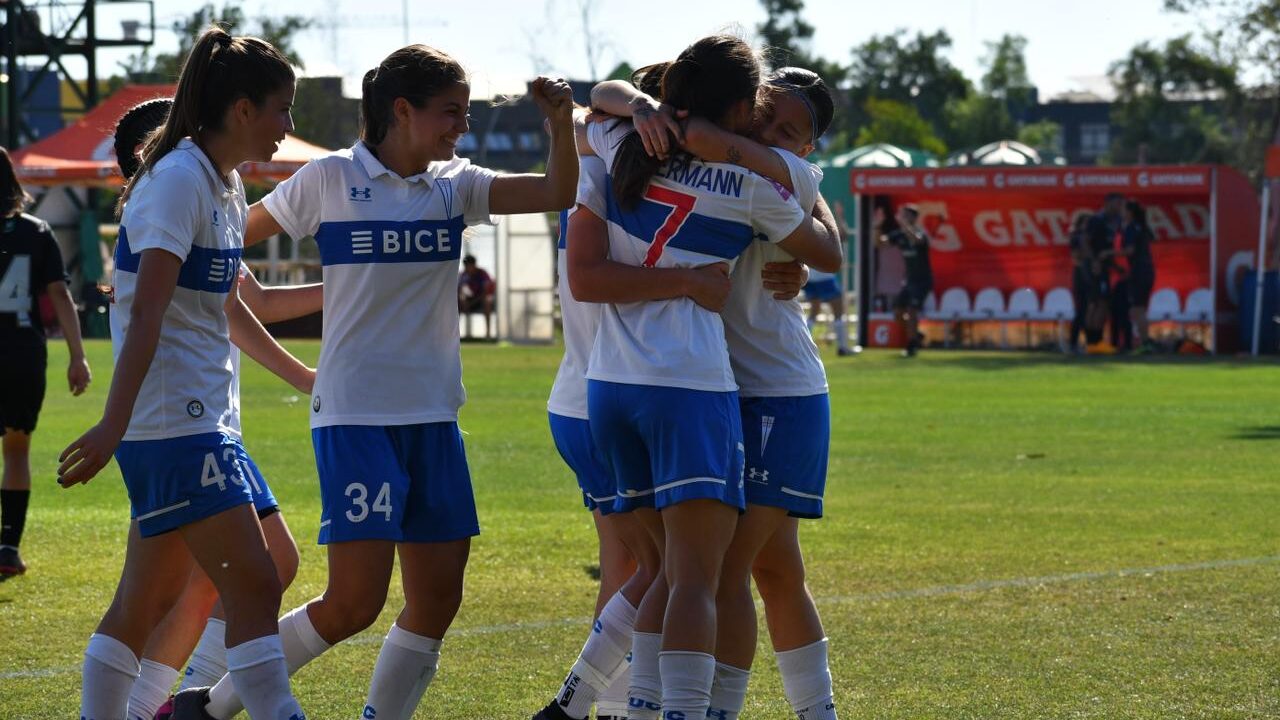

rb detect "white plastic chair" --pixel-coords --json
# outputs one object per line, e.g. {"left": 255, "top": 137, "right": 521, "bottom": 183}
{"left": 922, "top": 291, "right": 939, "bottom": 320}
{"left": 972, "top": 287, "right": 1006, "bottom": 347}
{"left": 1147, "top": 288, "right": 1181, "bottom": 323}
{"left": 1007, "top": 288, "right": 1039, "bottom": 348}
{"left": 1181, "top": 288, "right": 1213, "bottom": 345}
{"left": 937, "top": 287, "right": 972, "bottom": 347}
{"left": 1040, "top": 287, "right": 1076, "bottom": 351}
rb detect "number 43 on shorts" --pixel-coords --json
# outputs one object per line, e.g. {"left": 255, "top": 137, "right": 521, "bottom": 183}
{"left": 345, "top": 481, "right": 392, "bottom": 523}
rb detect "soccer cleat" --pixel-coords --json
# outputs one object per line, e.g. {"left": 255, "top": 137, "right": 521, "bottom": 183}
{"left": 530, "top": 699, "right": 575, "bottom": 720}
{"left": 154, "top": 687, "right": 215, "bottom": 720}
{"left": 0, "top": 545, "right": 26, "bottom": 576}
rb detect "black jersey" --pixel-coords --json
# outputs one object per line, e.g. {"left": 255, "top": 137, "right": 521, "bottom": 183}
{"left": 0, "top": 213, "right": 67, "bottom": 347}
{"left": 887, "top": 227, "right": 933, "bottom": 286}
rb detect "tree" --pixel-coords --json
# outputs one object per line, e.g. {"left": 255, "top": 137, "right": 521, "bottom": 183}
{"left": 942, "top": 94, "right": 1016, "bottom": 151}
{"left": 756, "top": 0, "right": 849, "bottom": 148}
{"left": 846, "top": 30, "right": 971, "bottom": 135}
{"left": 120, "top": 2, "right": 311, "bottom": 82}
{"left": 981, "top": 34, "right": 1034, "bottom": 119}
{"left": 1017, "top": 119, "right": 1063, "bottom": 153}
{"left": 1108, "top": 35, "right": 1241, "bottom": 164}
{"left": 854, "top": 98, "right": 947, "bottom": 157}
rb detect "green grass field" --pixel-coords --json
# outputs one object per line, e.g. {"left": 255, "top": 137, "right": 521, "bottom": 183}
{"left": 2, "top": 340, "right": 1278, "bottom": 719}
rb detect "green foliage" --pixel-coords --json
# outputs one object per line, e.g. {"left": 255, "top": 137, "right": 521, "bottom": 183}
{"left": 982, "top": 34, "right": 1035, "bottom": 118}
{"left": 1108, "top": 35, "right": 1242, "bottom": 164}
{"left": 942, "top": 93, "right": 1015, "bottom": 153}
{"left": 755, "top": 0, "right": 849, "bottom": 150}
{"left": 605, "top": 61, "right": 636, "bottom": 82}
{"left": 1017, "top": 119, "right": 1064, "bottom": 153}
{"left": 846, "top": 29, "right": 971, "bottom": 134}
{"left": 855, "top": 97, "right": 947, "bottom": 156}
{"left": 4, "top": 343, "right": 1280, "bottom": 717}
{"left": 118, "top": 2, "right": 311, "bottom": 82}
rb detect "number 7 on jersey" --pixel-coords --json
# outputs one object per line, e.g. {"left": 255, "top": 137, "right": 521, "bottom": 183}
{"left": 642, "top": 186, "right": 697, "bottom": 267}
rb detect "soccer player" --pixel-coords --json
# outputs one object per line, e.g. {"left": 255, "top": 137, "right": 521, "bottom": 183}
{"left": 802, "top": 270, "right": 854, "bottom": 357}
{"left": 575, "top": 36, "right": 841, "bottom": 720}
{"left": 875, "top": 205, "right": 933, "bottom": 357}
{"left": 110, "top": 97, "right": 322, "bottom": 720}
{"left": 57, "top": 27, "right": 309, "bottom": 720}
{"left": 598, "top": 64, "right": 844, "bottom": 720}
{"left": 174, "top": 44, "right": 579, "bottom": 720}
{"left": 0, "top": 147, "right": 91, "bottom": 578}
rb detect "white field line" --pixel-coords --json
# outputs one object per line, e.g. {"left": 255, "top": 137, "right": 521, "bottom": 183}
{"left": 3, "top": 554, "right": 1277, "bottom": 681}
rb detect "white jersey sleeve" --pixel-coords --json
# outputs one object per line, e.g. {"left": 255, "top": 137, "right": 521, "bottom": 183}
{"left": 575, "top": 156, "right": 608, "bottom": 219}
{"left": 747, "top": 171, "right": 806, "bottom": 243}
{"left": 263, "top": 158, "right": 326, "bottom": 240}
{"left": 125, "top": 165, "right": 203, "bottom": 260}
{"left": 455, "top": 162, "right": 499, "bottom": 226}
{"left": 773, "top": 148, "right": 823, "bottom": 214}
{"left": 586, "top": 120, "right": 634, "bottom": 170}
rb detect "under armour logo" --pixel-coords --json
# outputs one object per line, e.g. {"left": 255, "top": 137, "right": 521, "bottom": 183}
{"left": 760, "top": 415, "right": 776, "bottom": 454}
{"left": 362, "top": 705, "right": 376, "bottom": 718}
{"left": 747, "top": 467, "right": 769, "bottom": 484}
{"left": 707, "top": 709, "right": 730, "bottom": 720}
{"left": 350, "top": 186, "right": 372, "bottom": 201}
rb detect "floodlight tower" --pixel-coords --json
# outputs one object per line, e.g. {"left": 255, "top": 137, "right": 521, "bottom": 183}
{"left": 1, "top": 0, "right": 156, "bottom": 148}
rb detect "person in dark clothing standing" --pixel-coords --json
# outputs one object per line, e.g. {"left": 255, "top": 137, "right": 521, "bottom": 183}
{"left": 1068, "top": 213, "right": 1091, "bottom": 352}
{"left": 1121, "top": 200, "right": 1157, "bottom": 352}
{"left": 1084, "top": 193, "right": 1124, "bottom": 353}
{"left": 0, "top": 147, "right": 91, "bottom": 576}
{"left": 876, "top": 204, "right": 933, "bottom": 357}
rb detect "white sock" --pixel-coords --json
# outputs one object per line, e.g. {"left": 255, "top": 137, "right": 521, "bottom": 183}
{"left": 128, "top": 658, "right": 179, "bottom": 720}
{"left": 180, "top": 618, "right": 227, "bottom": 690}
{"left": 776, "top": 638, "right": 837, "bottom": 720}
{"left": 595, "top": 657, "right": 631, "bottom": 718}
{"left": 81, "top": 633, "right": 141, "bottom": 720}
{"left": 225, "top": 635, "right": 304, "bottom": 720}
{"left": 706, "top": 662, "right": 750, "bottom": 720}
{"left": 833, "top": 319, "right": 849, "bottom": 351}
{"left": 205, "top": 606, "right": 329, "bottom": 719}
{"left": 658, "top": 651, "right": 715, "bottom": 720}
{"left": 627, "top": 632, "right": 663, "bottom": 720}
{"left": 554, "top": 592, "right": 637, "bottom": 719}
{"left": 362, "top": 624, "right": 442, "bottom": 720}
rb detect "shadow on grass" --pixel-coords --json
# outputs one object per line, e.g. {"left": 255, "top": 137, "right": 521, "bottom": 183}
{"left": 1231, "top": 426, "right": 1280, "bottom": 441}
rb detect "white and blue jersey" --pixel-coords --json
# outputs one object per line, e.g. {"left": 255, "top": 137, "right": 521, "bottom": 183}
{"left": 548, "top": 157, "right": 616, "bottom": 512}
{"left": 112, "top": 138, "right": 258, "bottom": 536}
{"left": 261, "top": 142, "right": 496, "bottom": 543}
{"left": 721, "top": 149, "right": 831, "bottom": 517}
{"left": 584, "top": 121, "right": 805, "bottom": 511}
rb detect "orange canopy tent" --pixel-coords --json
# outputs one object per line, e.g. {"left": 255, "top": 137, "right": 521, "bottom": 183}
{"left": 11, "top": 84, "right": 332, "bottom": 187}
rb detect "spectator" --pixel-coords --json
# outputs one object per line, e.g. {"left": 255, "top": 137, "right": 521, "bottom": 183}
{"left": 1084, "top": 193, "right": 1124, "bottom": 354}
{"left": 458, "top": 254, "right": 495, "bottom": 338}
{"left": 875, "top": 204, "right": 933, "bottom": 358}
{"left": 1067, "top": 213, "right": 1091, "bottom": 353}
{"left": 1121, "top": 200, "right": 1157, "bottom": 353}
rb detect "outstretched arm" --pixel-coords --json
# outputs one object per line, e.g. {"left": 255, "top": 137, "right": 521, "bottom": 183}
{"left": 490, "top": 77, "right": 579, "bottom": 214}
{"left": 237, "top": 266, "right": 322, "bottom": 324}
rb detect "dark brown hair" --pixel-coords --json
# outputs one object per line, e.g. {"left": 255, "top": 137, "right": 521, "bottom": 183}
{"left": 612, "top": 35, "right": 761, "bottom": 208}
{"left": 0, "top": 147, "right": 32, "bottom": 216}
{"left": 116, "top": 26, "right": 294, "bottom": 217}
{"left": 361, "top": 45, "right": 467, "bottom": 145}
{"left": 631, "top": 62, "right": 670, "bottom": 98}
{"left": 766, "top": 66, "right": 834, "bottom": 142}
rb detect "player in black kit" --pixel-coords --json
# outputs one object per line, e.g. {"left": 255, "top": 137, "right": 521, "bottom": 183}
{"left": 0, "top": 146, "right": 91, "bottom": 576}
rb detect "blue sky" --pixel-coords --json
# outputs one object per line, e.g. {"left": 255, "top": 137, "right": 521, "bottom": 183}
{"left": 89, "top": 0, "right": 1198, "bottom": 100}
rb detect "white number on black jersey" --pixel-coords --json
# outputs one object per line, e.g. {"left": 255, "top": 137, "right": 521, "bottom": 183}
{"left": 0, "top": 253, "right": 32, "bottom": 327}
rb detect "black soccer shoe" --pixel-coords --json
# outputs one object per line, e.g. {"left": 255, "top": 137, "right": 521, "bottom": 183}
{"left": 155, "top": 687, "right": 216, "bottom": 720}
{"left": 0, "top": 546, "right": 26, "bottom": 576}
{"left": 531, "top": 700, "right": 575, "bottom": 720}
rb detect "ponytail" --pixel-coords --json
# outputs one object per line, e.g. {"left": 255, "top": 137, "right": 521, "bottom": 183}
{"left": 116, "top": 26, "right": 293, "bottom": 217}
{"left": 611, "top": 35, "right": 760, "bottom": 209}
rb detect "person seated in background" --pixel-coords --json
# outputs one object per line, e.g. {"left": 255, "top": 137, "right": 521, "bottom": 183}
{"left": 802, "top": 269, "right": 855, "bottom": 356}
{"left": 458, "top": 254, "right": 496, "bottom": 339}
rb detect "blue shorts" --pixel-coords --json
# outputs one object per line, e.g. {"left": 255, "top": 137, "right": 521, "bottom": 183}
{"left": 311, "top": 422, "right": 479, "bottom": 544}
{"left": 548, "top": 412, "right": 617, "bottom": 514}
{"left": 239, "top": 453, "right": 280, "bottom": 518}
{"left": 587, "top": 380, "right": 745, "bottom": 513}
{"left": 740, "top": 394, "right": 830, "bottom": 518}
{"left": 803, "top": 278, "right": 842, "bottom": 302}
{"left": 117, "top": 432, "right": 258, "bottom": 538}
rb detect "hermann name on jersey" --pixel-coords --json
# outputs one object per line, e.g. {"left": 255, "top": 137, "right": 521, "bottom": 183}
{"left": 657, "top": 156, "right": 745, "bottom": 198}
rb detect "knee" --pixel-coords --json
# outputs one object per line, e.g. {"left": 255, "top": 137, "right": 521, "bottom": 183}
{"left": 271, "top": 540, "right": 301, "bottom": 590}
{"left": 752, "top": 557, "right": 805, "bottom": 601}
{"left": 413, "top": 577, "right": 465, "bottom": 617}
{"left": 319, "top": 584, "right": 388, "bottom": 635}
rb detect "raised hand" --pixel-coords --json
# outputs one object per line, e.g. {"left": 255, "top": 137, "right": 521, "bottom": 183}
{"left": 530, "top": 76, "right": 575, "bottom": 124}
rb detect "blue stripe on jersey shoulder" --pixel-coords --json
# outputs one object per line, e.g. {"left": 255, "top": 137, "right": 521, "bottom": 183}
{"left": 315, "top": 218, "right": 466, "bottom": 266}
{"left": 557, "top": 209, "right": 568, "bottom": 250}
{"left": 603, "top": 176, "right": 754, "bottom": 261}
{"left": 114, "top": 227, "right": 241, "bottom": 294}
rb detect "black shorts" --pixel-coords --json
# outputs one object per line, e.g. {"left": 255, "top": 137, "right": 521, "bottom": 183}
{"left": 0, "top": 343, "right": 48, "bottom": 434}
{"left": 1128, "top": 270, "right": 1154, "bottom": 307}
{"left": 894, "top": 281, "right": 932, "bottom": 311}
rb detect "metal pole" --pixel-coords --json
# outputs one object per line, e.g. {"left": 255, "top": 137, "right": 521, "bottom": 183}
{"left": 1252, "top": 183, "right": 1270, "bottom": 356}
